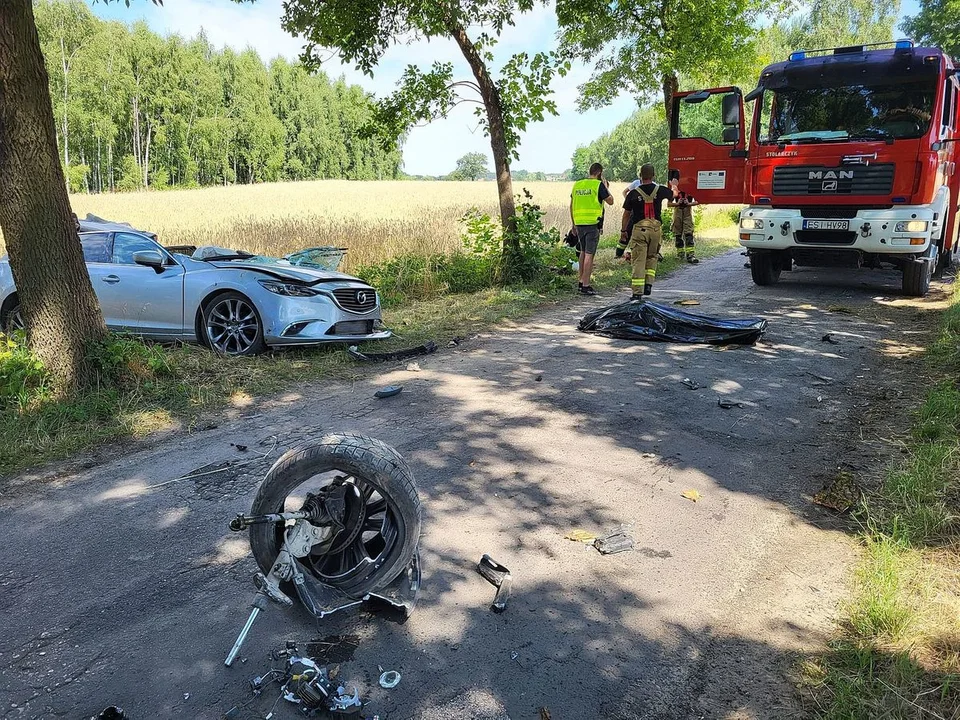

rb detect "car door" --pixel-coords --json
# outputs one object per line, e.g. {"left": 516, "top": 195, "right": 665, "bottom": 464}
{"left": 105, "top": 232, "right": 185, "bottom": 338}
{"left": 669, "top": 87, "right": 749, "bottom": 204}
{"left": 80, "top": 232, "right": 131, "bottom": 332}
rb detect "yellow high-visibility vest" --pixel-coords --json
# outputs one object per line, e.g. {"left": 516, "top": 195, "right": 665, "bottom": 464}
{"left": 571, "top": 179, "right": 602, "bottom": 226}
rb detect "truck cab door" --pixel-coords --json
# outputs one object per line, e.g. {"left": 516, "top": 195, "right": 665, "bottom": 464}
{"left": 669, "top": 87, "right": 748, "bottom": 205}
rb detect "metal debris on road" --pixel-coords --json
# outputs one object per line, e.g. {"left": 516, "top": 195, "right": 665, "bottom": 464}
{"left": 231, "top": 443, "right": 248, "bottom": 452}
{"left": 374, "top": 385, "right": 403, "bottom": 399}
{"left": 717, "top": 398, "right": 745, "bottom": 409}
{"left": 680, "top": 378, "right": 701, "bottom": 390}
{"left": 593, "top": 524, "right": 635, "bottom": 555}
{"left": 540, "top": 708, "right": 552, "bottom": 720}
{"left": 510, "top": 651, "right": 523, "bottom": 667}
{"left": 379, "top": 669, "right": 401, "bottom": 689}
{"left": 821, "top": 333, "right": 840, "bottom": 345}
{"left": 477, "top": 554, "right": 513, "bottom": 613}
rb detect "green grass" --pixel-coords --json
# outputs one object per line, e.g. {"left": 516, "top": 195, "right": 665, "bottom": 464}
{"left": 0, "top": 226, "right": 740, "bottom": 477}
{"left": 807, "top": 282, "right": 960, "bottom": 719}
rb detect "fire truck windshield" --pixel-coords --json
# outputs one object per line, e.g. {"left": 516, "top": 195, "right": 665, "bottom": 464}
{"left": 758, "top": 79, "right": 937, "bottom": 145}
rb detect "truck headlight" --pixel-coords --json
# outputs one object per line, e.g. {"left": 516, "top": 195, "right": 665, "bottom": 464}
{"left": 895, "top": 221, "right": 928, "bottom": 233}
{"left": 740, "top": 218, "right": 764, "bottom": 230}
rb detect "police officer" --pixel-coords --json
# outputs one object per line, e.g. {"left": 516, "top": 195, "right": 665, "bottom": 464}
{"left": 570, "top": 162, "right": 614, "bottom": 296}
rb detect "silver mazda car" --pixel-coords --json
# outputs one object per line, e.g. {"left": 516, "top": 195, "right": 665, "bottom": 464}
{"left": 0, "top": 218, "right": 390, "bottom": 356}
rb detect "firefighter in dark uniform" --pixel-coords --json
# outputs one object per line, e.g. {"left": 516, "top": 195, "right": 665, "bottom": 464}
{"left": 616, "top": 164, "right": 677, "bottom": 299}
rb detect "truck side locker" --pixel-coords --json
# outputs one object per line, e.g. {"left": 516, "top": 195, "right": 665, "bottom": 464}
{"left": 668, "top": 87, "right": 749, "bottom": 205}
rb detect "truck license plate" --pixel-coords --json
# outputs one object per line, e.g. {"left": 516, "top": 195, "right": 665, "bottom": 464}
{"left": 802, "top": 220, "right": 849, "bottom": 231}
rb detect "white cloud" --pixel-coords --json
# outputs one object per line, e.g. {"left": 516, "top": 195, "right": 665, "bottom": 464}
{"left": 87, "top": 0, "right": 640, "bottom": 175}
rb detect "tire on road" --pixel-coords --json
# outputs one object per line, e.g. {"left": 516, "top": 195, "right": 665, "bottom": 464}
{"left": 750, "top": 251, "right": 781, "bottom": 286}
{"left": 902, "top": 255, "right": 933, "bottom": 297}
{"left": 249, "top": 433, "right": 422, "bottom": 599}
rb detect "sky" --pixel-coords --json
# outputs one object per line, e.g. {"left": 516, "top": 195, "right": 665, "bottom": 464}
{"left": 86, "top": 0, "right": 922, "bottom": 177}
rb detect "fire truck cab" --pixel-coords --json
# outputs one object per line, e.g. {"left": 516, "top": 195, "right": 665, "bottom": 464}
{"left": 669, "top": 40, "right": 960, "bottom": 297}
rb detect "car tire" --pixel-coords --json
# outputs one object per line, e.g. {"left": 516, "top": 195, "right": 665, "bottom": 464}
{"left": 249, "top": 433, "right": 422, "bottom": 599}
{"left": 201, "top": 292, "right": 266, "bottom": 356}
{"left": 3, "top": 302, "right": 24, "bottom": 334}
{"left": 750, "top": 251, "right": 781, "bottom": 286}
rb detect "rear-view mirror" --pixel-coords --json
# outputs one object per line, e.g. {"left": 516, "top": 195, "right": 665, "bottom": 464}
{"left": 683, "top": 90, "right": 711, "bottom": 104}
{"left": 133, "top": 250, "right": 165, "bottom": 272}
{"left": 722, "top": 93, "right": 740, "bottom": 126}
{"left": 722, "top": 126, "right": 739, "bottom": 144}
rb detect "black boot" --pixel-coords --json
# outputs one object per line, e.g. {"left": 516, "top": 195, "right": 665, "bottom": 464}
{"left": 643, "top": 282, "right": 653, "bottom": 296}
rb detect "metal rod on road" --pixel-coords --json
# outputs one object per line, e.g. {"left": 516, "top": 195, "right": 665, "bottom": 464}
{"left": 224, "top": 605, "right": 262, "bottom": 667}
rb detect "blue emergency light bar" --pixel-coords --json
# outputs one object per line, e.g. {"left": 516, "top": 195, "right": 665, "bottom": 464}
{"left": 787, "top": 39, "right": 915, "bottom": 62}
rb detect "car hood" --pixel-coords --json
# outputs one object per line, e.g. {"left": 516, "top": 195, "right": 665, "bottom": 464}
{"left": 208, "top": 260, "right": 367, "bottom": 286}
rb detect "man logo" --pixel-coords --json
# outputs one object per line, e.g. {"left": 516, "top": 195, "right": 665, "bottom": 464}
{"left": 808, "top": 170, "right": 854, "bottom": 180}
{"left": 356, "top": 291, "right": 368, "bottom": 305}
{"left": 822, "top": 180, "right": 838, "bottom": 192}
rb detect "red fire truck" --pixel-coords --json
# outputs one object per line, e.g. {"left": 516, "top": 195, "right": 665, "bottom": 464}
{"left": 669, "top": 40, "right": 959, "bottom": 296}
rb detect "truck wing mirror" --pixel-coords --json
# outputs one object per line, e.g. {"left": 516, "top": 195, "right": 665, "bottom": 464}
{"left": 722, "top": 126, "right": 739, "bottom": 144}
{"left": 744, "top": 86, "right": 763, "bottom": 102}
{"left": 683, "top": 90, "right": 711, "bottom": 104}
{"left": 722, "top": 93, "right": 741, "bottom": 126}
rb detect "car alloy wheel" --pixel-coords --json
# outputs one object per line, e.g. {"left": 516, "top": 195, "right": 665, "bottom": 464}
{"left": 205, "top": 296, "right": 262, "bottom": 355}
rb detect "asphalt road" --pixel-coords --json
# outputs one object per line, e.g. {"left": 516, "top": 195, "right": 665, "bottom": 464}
{"left": 0, "top": 249, "right": 942, "bottom": 720}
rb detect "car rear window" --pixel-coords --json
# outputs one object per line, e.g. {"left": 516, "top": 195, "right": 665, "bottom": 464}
{"left": 80, "top": 232, "right": 111, "bottom": 263}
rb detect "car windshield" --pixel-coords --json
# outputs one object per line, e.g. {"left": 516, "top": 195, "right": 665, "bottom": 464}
{"left": 758, "top": 79, "right": 937, "bottom": 144}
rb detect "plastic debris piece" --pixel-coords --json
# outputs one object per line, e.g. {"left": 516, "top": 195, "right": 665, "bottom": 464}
{"left": 535, "top": 374, "right": 543, "bottom": 382}
{"left": 96, "top": 709, "right": 125, "bottom": 720}
{"left": 231, "top": 443, "right": 248, "bottom": 452}
{"left": 374, "top": 385, "right": 403, "bottom": 399}
{"left": 183, "top": 693, "right": 190, "bottom": 701}
{"left": 223, "top": 707, "right": 241, "bottom": 720}
{"left": 680, "top": 378, "right": 701, "bottom": 390}
{"left": 564, "top": 529, "right": 597, "bottom": 543}
{"left": 579, "top": 300, "right": 767, "bottom": 345}
{"left": 379, "top": 670, "right": 401, "bottom": 689}
{"left": 717, "top": 398, "right": 745, "bottom": 409}
{"left": 477, "top": 554, "right": 512, "bottom": 613}
{"left": 821, "top": 333, "right": 840, "bottom": 345}
{"left": 681, "top": 489, "right": 702, "bottom": 503}
{"left": 594, "top": 532, "right": 635, "bottom": 554}
{"left": 348, "top": 341, "right": 437, "bottom": 362}
{"left": 674, "top": 299, "right": 701, "bottom": 306}
{"left": 406, "top": 362, "right": 421, "bottom": 372}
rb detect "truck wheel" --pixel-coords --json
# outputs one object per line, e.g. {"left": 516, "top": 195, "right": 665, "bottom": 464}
{"left": 750, "top": 251, "right": 781, "bottom": 286}
{"left": 902, "top": 256, "right": 932, "bottom": 297}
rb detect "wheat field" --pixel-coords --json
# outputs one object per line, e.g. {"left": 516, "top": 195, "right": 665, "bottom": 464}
{"left": 66, "top": 180, "right": 606, "bottom": 271}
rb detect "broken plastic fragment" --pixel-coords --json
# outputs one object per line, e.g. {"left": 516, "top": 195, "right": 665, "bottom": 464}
{"left": 717, "top": 398, "right": 745, "bottom": 409}
{"left": 674, "top": 299, "right": 701, "bottom": 306}
{"left": 374, "top": 385, "right": 403, "bottom": 399}
{"left": 379, "top": 670, "right": 401, "bottom": 689}
{"left": 681, "top": 489, "right": 702, "bottom": 502}
{"left": 564, "top": 529, "right": 597, "bottom": 543}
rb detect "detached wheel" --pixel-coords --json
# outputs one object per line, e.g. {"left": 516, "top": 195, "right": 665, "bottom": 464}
{"left": 249, "top": 433, "right": 422, "bottom": 599}
{"left": 202, "top": 292, "right": 265, "bottom": 356}
{"left": 750, "top": 251, "right": 781, "bottom": 286}
{"left": 3, "top": 303, "right": 24, "bottom": 334}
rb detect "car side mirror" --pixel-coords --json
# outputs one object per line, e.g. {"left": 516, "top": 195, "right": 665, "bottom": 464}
{"left": 722, "top": 126, "right": 739, "bottom": 144}
{"left": 133, "top": 250, "right": 165, "bottom": 273}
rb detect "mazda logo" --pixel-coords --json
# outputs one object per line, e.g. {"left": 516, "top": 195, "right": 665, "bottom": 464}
{"left": 355, "top": 291, "right": 368, "bottom": 305}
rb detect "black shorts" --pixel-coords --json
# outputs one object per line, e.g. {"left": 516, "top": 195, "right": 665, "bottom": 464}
{"left": 576, "top": 225, "right": 600, "bottom": 255}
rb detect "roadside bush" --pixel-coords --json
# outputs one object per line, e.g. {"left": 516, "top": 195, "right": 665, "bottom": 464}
{"left": 0, "top": 337, "right": 49, "bottom": 410}
{"left": 86, "top": 336, "right": 174, "bottom": 387}
{"left": 358, "top": 191, "right": 572, "bottom": 304}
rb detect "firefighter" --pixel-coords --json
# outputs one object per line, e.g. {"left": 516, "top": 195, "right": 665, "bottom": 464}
{"left": 616, "top": 164, "right": 676, "bottom": 299}
{"left": 570, "top": 162, "right": 614, "bottom": 296}
{"left": 668, "top": 189, "right": 699, "bottom": 263}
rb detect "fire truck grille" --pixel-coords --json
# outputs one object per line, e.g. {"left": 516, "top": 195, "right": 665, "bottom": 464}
{"left": 773, "top": 164, "right": 895, "bottom": 196}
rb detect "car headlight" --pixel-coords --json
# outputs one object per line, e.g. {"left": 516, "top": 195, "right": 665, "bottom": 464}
{"left": 895, "top": 220, "right": 928, "bottom": 233}
{"left": 258, "top": 279, "right": 320, "bottom": 297}
{"left": 740, "top": 218, "right": 764, "bottom": 230}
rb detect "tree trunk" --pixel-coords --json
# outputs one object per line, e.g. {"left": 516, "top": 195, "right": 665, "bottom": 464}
{"left": 446, "top": 20, "right": 517, "bottom": 247}
{"left": 132, "top": 94, "right": 141, "bottom": 169}
{"left": 662, "top": 72, "right": 679, "bottom": 129}
{"left": 0, "top": 0, "right": 107, "bottom": 391}
{"left": 143, "top": 122, "right": 151, "bottom": 188}
{"left": 59, "top": 36, "right": 68, "bottom": 168}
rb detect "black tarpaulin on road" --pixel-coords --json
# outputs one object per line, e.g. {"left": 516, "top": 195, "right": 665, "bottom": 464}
{"left": 578, "top": 300, "right": 767, "bottom": 345}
